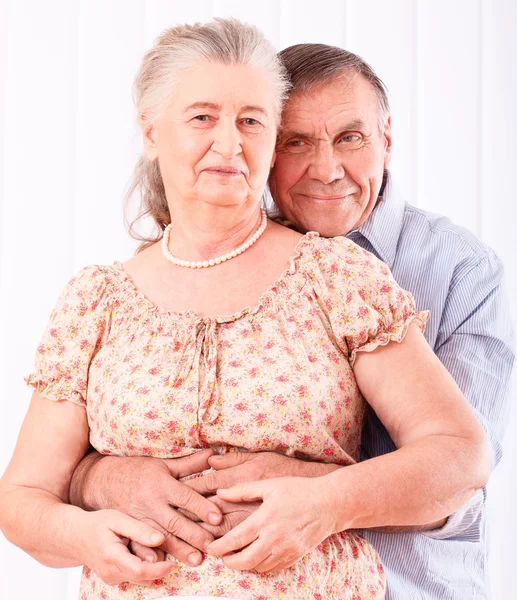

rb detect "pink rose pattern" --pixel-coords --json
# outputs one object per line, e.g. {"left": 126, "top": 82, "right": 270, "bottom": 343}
{"left": 26, "top": 233, "right": 429, "bottom": 599}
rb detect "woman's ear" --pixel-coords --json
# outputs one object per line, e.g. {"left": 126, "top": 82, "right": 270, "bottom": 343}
{"left": 140, "top": 114, "right": 159, "bottom": 161}
{"left": 270, "top": 150, "right": 276, "bottom": 169}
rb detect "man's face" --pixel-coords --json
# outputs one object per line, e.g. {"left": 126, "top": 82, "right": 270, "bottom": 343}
{"left": 269, "top": 71, "right": 392, "bottom": 237}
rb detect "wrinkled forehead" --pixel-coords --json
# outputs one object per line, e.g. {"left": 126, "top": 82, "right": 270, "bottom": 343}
{"left": 169, "top": 61, "right": 279, "bottom": 119}
{"left": 280, "top": 73, "right": 380, "bottom": 136}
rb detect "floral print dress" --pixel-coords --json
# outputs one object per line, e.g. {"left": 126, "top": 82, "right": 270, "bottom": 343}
{"left": 26, "top": 233, "right": 429, "bottom": 600}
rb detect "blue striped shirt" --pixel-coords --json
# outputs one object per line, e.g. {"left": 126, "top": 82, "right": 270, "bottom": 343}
{"left": 345, "top": 172, "right": 515, "bottom": 599}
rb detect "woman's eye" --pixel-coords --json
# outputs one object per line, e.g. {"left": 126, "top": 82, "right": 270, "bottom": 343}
{"left": 194, "top": 115, "right": 210, "bottom": 122}
{"left": 242, "top": 118, "right": 260, "bottom": 126}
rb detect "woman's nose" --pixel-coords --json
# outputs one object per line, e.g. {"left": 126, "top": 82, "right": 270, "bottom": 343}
{"left": 307, "top": 144, "right": 345, "bottom": 184}
{"left": 211, "top": 120, "right": 242, "bottom": 158}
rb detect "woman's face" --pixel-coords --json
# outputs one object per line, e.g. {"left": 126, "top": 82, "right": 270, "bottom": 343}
{"left": 143, "top": 61, "right": 278, "bottom": 212}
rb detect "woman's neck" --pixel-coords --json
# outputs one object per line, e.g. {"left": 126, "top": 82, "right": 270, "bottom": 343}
{"left": 165, "top": 203, "right": 264, "bottom": 262}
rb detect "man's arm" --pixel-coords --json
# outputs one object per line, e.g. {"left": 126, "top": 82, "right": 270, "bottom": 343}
{"left": 68, "top": 448, "right": 224, "bottom": 566}
{"left": 69, "top": 447, "right": 104, "bottom": 509}
{"left": 419, "top": 251, "right": 514, "bottom": 540}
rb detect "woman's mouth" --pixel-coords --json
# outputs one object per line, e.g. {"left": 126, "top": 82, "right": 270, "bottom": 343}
{"left": 204, "top": 166, "right": 242, "bottom": 176}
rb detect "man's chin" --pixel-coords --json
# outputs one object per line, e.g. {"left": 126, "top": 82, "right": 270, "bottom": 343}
{"left": 294, "top": 219, "right": 351, "bottom": 238}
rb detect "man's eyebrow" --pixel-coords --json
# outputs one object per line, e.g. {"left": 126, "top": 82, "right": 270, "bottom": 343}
{"left": 278, "top": 127, "right": 311, "bottom": 140}
{"left": 279, "top": 118, "right": 369, "bottom": 140}
{"left": 340, "top": 119, "right": 368, "bottom": 132}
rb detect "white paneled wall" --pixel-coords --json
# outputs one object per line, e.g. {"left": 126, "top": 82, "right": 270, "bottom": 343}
{"left": 0, "top": 1, "right": 515, "bottom": 598}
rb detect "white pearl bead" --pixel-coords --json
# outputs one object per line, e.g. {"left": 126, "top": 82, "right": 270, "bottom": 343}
{"left": 161, "top": 210, "right": 267, "bottom": 269}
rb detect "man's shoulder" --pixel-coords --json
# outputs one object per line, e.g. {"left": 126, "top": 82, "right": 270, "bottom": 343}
{"left": 400, "top": 202, "right": 502, "bottom": 277}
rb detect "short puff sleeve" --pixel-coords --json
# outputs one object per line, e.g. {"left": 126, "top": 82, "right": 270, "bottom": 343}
{"left": 24, "top": 265, "right": 112, "bottom": 406}
{"left": 313, "top": 237, "right": 430, "bottom": 367}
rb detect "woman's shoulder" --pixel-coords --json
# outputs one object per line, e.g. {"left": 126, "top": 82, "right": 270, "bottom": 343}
{"left": 65, "top": 263, "right": 121, "bottom": 291}
{"left": 303, "top": 233, "right": 391, "bottom": 279}
{"left": 55, "top": 263, "right": 124, "bottom": 314}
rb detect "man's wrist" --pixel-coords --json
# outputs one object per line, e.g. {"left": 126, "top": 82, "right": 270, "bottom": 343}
{"left": 367, "top": 517, "right": 448, "bottom": 534}
{"left": 69, "top": 450, "right": 108, "bottom": 510}
{"left": 293, "top": 458, "right": 342, "bottom": 478}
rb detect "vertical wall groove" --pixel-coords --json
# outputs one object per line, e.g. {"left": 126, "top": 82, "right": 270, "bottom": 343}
{"left": 477, "top": 0, "right": 484, "bottom": 239}
{"left": 411, "top": 0, "right": 419, "bottom": 205}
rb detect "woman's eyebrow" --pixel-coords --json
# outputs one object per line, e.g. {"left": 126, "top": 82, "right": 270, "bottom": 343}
{"left": 184, "top": 101, "right": 221, "bottom": 113}
{"left": 240, "top": 105, "right": 269, "bottom": 117}
{"left": 183, "top": 102, "right": 268, "bottom": 116}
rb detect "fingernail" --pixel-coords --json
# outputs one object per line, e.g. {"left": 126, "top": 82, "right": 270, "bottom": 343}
{"left": 151, "top": 533, "right": 163, "bottom": 544}
{"left": 209, "top": 454, "right": 222, "bottom": 461}
{"left": 208, "top": 512, "right": 220, "bottom": 525}
{"left": 146, "top": 554, "right": 156, "bottom": 563}
{"left": 188, "top": 552, "right": 201, "bottom": 566}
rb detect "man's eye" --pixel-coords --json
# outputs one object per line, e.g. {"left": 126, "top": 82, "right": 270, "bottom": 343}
{"left": 340, "top": 134, "right": 361, "bottom": 144}
{"left": 287, "top": 140, "right": 306, "bottom": 147}
{"left": 194, "top": 115, "right": 210, "bottom": 122}
{"left": 242, "top": 118, "right": 260, "bottom": 126}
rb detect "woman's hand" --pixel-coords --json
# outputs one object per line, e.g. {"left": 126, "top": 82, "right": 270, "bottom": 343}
{"left": 77, "top": 509, "right": 175, "bottom": 586}
{"left": 205, "top": 477, "right": 338, "bottom": 573}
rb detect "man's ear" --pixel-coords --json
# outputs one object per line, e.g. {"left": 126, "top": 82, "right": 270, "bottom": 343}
{"left": 383, "top": 115, "right": 392, "bottom": 169}
{"left": 140, "top": 114, "right": 159, "bottom": 161}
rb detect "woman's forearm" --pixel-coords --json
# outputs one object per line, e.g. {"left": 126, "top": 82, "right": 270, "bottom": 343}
{"left": 0, "top": 483, "right": 86, "bottom": 568}
{"left": 325, "top": 433, "right": 490, "bottom": 533}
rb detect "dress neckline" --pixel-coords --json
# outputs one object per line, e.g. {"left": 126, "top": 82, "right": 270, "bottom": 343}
{"left": 111, "top": 231, "right": 320, "bottom": 324}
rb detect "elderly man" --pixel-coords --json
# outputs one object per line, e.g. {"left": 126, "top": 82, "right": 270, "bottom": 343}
{"left": 70, "top": 44, "right": 514, "bottom": 598}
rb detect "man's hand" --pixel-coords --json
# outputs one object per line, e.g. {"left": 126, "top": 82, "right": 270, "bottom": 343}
{"left": 180, "top": 494, "right": 262, "bottom": 538}
{"left": 69, "top": 449, "right": 222, "bottom": 567}
{"left": 184, "top": 451, "right": 342, "bottom": 497}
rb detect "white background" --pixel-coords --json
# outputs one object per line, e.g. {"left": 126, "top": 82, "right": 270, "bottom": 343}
{"left": 0, "top": 1, "right": 515, "bottom": 598}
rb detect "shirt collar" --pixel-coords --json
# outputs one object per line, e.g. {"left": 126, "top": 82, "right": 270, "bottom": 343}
{"left": 348, "top": 170, "right": 405, "bottom": 269}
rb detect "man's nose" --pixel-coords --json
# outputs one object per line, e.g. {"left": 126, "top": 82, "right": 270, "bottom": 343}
{"left": 307, "top": 144, "right": 345, "bottom": 184}
{"left": 211, "top": 119, "right": 242, "bottom": 158}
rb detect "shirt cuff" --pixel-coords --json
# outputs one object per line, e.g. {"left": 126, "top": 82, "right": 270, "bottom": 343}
{"left": 421, "top": 489, "right": 485, "bottom": 541}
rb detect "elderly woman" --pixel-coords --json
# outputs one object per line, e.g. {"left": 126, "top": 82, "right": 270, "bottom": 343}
{"left": 0, "top": 18, "right": 489, "bottom": 600}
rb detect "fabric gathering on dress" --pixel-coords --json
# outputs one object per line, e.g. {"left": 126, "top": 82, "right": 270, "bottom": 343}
{"left": 25, "top": 233, "right": 429, "bottom": 600}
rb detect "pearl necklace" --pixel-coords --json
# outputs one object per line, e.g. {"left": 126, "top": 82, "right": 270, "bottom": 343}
{"left": 161, "top": 209, "right": 268, "bottom": 269}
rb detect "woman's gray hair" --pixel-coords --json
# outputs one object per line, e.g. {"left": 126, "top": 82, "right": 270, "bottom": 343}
{"left": 126, "top": 18, "right": 289, "bottom": 252}
{"left": 278, "top": 43, "right": 390, "bottom": 129}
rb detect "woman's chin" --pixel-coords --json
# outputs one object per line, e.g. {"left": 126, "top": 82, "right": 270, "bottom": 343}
{"left": 199, "top": 188, "right": 251, "bottom": 208}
